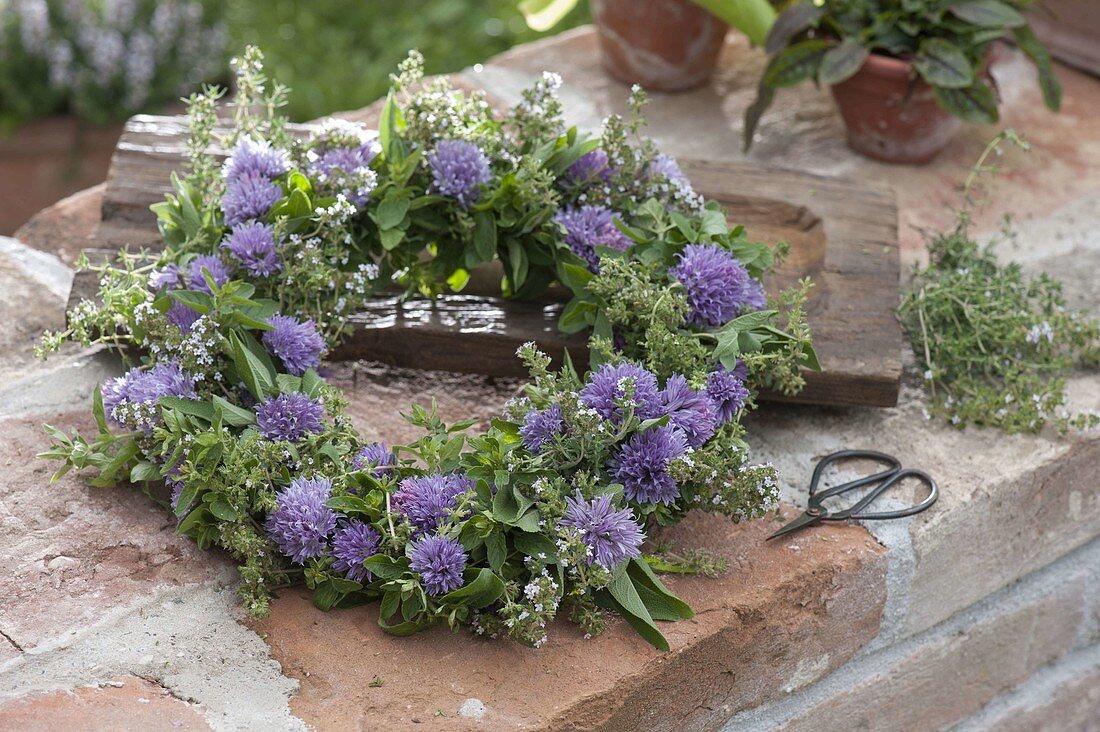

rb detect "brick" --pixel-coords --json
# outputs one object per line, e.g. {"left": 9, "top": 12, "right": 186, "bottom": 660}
{"left": 0, "top": 413, "right": 235, "bottom": 651}
{"left": 255, "top": 508, "right": 885, "bottom": 731}
{"left": 0, "top": 676, "right": 210, "bottom": 731}
{"left": 985, "top": 661, "right": 1100, "bottom": 732}
{"left": 774, "top": 575, "right": 1086, "bottom": 732}
{"left": 905, "top": 434, "right": 1100, "bottom": 636}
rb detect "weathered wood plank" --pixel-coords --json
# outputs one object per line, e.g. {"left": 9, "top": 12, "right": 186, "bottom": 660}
{"left": 70, "top": 115, "right": 902, "bottom": 407}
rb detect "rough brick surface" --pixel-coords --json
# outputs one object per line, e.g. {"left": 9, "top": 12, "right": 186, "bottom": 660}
{"left": 0, "top": 676, "right": 210, "bottom": 731}
{"left": 985, "top": 663, "right": 1100, "bottom": 732}
{"left": 775, "top": 573, "right": 1085, "bottom": 732}
{"left": 256, "top": 509, "right": 885, "bottom": 731}
{"left": 0, "top": 412, "right": 234, "bottom": 652}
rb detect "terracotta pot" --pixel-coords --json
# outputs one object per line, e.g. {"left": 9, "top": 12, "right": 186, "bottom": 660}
{"left": 0, "top": 117, "right": 124, "bottom": 235}
{"left": 829, "top": 53, "right": 961, "bottom": 165}
{"left": 1030, "top": 0, "right": 1100, "bottom": 78}
{"left": 590, "top": 0, "right": 728, "bottom": 92}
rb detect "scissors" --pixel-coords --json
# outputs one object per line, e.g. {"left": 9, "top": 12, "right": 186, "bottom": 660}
{"left": 767, "top": 449, "right": 939, "bottom": 541}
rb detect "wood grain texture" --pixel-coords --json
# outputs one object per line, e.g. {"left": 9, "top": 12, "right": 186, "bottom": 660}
{"left": 71, "top": 115, "right": 901, "bottom": 407}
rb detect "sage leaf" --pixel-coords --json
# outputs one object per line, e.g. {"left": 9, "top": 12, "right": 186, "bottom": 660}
{"left": 818, "top": 39, "right": 870, "bottom": 85}
{"left": 934, "top": 80, "right": 999, "bottom": 123}
{"left": 914, "top": 39, "right": 974, "bottom": 89}
{"left": 948, "top": 0, "right": 1026, "bottom": 28}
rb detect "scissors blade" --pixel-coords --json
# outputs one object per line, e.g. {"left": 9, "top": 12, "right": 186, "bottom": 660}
{"left": 766, "top": 510, "right": 823, "bottom": 541}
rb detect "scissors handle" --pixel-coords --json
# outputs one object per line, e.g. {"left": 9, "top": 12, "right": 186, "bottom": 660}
{"left": 845, "top": 468, "right": 939, "bottom": 520}
{"left": 809, "top": 449, "right": 901, "bottom": 499}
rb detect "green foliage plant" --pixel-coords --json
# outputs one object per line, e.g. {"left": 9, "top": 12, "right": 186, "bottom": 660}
{"left": 744, "top": 0, "right": 1062, "bottom": 150}
{"left": 899, "top": 132, "right": 1100, "bottom": 434}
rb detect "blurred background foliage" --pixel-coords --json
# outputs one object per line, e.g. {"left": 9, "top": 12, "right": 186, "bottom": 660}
{"left": 227, "top": 0, "right": 590, "bottom": 120}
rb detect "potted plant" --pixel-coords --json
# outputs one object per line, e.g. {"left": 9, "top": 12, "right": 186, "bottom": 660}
{"left": 743, "top": 0, "right": 1062, "bottom": 163}
{"left": 520, "top": 0, "right": 777, "bottom": 91}
{"left": 0, "top": 0, "right": 226, "bottom": 234}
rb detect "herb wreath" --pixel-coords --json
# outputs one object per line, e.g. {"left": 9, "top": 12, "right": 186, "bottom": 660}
{"left": 38, "top": 48, "right": 816, "bottom": 650}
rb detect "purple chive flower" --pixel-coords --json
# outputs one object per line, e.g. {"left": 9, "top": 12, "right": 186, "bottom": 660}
{"left": 149, "top": 264, "right": 181, "bottom": 290}
{"left": 668, "top": 243, "right": 767, "bottom": 328}
{"left": 186, "top": 254, "right": 230, "bottom": 295}
{"left": 256, "top": 393, "right": 326, "bottom": 442}
{"left": 392, "top": 473, "right": 474, "bottom": 534}
{"left": 222, "top": 222, "right": 282, "bottom": 278}
{"left": 166, "top": 302, "right": 201, "bottom": 333}
{"left": 560, "top": 493, "right": 645, "bottom": 570}
{"left": 409, "top": 534, "right": 468, "bottom": 596}
{"left": 580, "top": 362, "right": 663, "bottom": 425}
{"left": 309, "top": 145, "right": 379, "bottom": 206}
{"left": 562, "top": 148, "right": 612, "bottom": 188}
{"left": 648, "top": 154, "right": 690, "bottom": 185}
{"left": 610, "top": 426, "right": 688, "bottom": 505}
{"left": 352, "top": 442, "right": 396, "bottom": 477}
{"left": 222, "top": 171, "right": 283, "bottom": 227}
{"left": 520, "top": 404, "right": 563, "bottom": 454}
{"left": 264, "top": 476, "right": 337, "bottom": 564}
{"left": 100, "top": 361, "right": 198, "bottom": 431}
{"left": 427, "top": 139, "right": 491, "bottom": 207}
{"left": 660, "top": 374, "right": 717, "bottom": 448}
{"left": 331, "top": 519, "right": 382, "bottom": 583}
{"left": 223, "top": 137, "right": 290, "bottom": 183}
{"left": 554, "top": 204, "right": 632, "bottom": 271}
{"left": 706, "top": 364, "right": 750, "bottom": 424}
{"left": 262, "top": 315, "right": 326, "bottom": 376}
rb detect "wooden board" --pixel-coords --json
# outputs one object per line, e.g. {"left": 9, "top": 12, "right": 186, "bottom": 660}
{"left": 70, "top": 115, "right": 902, "bottom": 407}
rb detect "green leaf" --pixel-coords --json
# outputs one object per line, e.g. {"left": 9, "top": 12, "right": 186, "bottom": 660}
{"left": 514, "top": 531, "right": 558, "bottom": 562}
{"left": 485, "top": 531, "right": 507, "bottom": 571}
{"left": 518, "top": 0, "right": 579, "bottom": 31}
{"left": 743, "top": 81, "right": 776, "bottom": 152}
{"left": 818, "top": 39, "right": 870, "bottom": 85}
{"left": 765, "top": 1, "right": 826, "bottom": 54}
{"left": 506, "top": 239, "right": 529, "bottom": 290}
{"left": 379, "top": 227, "right": 405, "bottom": 251}
{"left": 92, "top": 385, "right": 108, "bottom": 434}
{"left": 212, "top": 395, "right": 256, "bottom": 427}
{"left": 168, "top": 289, "right": 213, "bottom": 314}
{"left": 558, "top": 299, "right": 595, "bottom": 334}
{"left": 312, "top": 580, "right": 344, "bottom": 611}
{"left": 934, "top": 80, "right": 999, "bottom": 123}
{"left": 691, "top": 0, "right": 776, "bottom": 46}
{"left": 375, "top": 194, "right": 410, "bottom": 230}
{"left": 762, "top": 40, "right": 830, "bottom": 88}
{"left": 1013, "top": 25, "right": 1062, "bottom": 112}
{"left": 379, "top": 90, "right": 407, "bottom": 164}
{"left": 130, "top": 461, "right": 162, "bottom": 483}
{"left": 439, "top": 567, "right": 506, "bottom": 608}
{"left": 159, "top": 397, "right": 215, "bottom": 422}
{"left": 363, "top": 554, "right": 407, "bottom": 580}
{"left": 627, "top": 558, "right": 694, "bottom": 619}
{"left": 558, "top": 262, "right": 594, "bottom": 294}
{"left": 230, "top": 332, "right": 276, "bottom": 400}
{"left": 473, "top": 210, "right": 497, "bottom": 262}
{"left": 914, "top": 38, "right": 974, "bottom": 89}
{"left": 599, "top": 571, "right": 669, "bottom": 651}
{"left": 948, "top": 0, "right": 1026, "bottom": 28}
{"left": 209, "top": 499, "right": 238, "bottom": 522}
